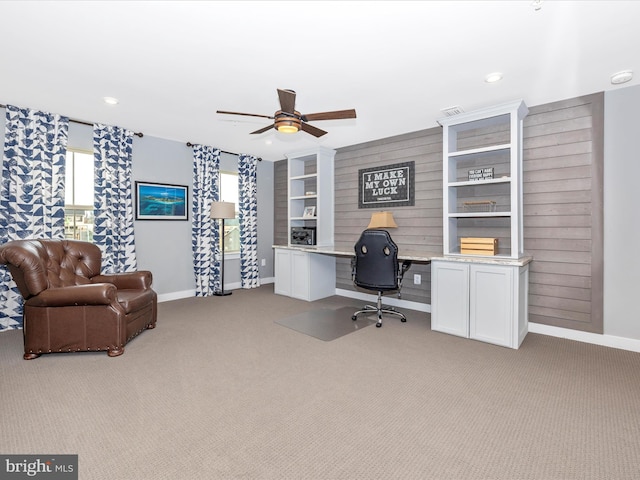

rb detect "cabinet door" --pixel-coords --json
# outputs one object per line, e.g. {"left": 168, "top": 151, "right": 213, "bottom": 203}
{"left": 469, "top": 264, "right": 513, "bottom": 347}
{"left": 274, "top": 249, "right": 292, "bottom": 296}
{"left": 290, "top": 250, "right": 310, "bottom": 300}
{"left": 431, "top": 261, "right": 469, "bottom": 337}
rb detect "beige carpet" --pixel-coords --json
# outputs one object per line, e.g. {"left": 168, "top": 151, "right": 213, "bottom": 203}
{"left": 1, "top": 285, "right": 640, "bottom": 480}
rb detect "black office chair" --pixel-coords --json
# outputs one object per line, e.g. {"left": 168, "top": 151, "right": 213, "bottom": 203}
{"left": 351, "top": 229, "right": 412, "bottom": 327}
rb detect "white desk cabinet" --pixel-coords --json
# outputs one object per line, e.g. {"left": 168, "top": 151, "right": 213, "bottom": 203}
{"left": 274, "top": 247, "right": 336, "bottom": 301}
{"left": 431, "top": 258, "right": 529, "bottom": 349}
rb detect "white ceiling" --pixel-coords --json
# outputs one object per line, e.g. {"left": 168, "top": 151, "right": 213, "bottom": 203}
{"left": 1, "top": 1, "right": 638, "bottom": 161}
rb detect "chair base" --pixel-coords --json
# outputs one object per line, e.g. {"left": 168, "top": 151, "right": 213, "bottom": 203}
{"left": 351, "top": 294, "right": 407, "bottom": 328}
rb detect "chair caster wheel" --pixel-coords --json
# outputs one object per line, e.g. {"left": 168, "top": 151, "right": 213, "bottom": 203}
{"left": 376, "top": 323, "right": 382, "bottom": 328}
{"left": 352, "top": 315, "right": 357, "bottom": 321}
{"left": 401, "top": 318, "right": 407, "bottom": 322}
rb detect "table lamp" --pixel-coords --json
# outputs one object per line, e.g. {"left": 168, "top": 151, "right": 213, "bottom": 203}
{"left": 210, "top": 201, "right": 236, "bottom": 296}
{"left": 367, "top": 211, "right": 398, "bottom": 229}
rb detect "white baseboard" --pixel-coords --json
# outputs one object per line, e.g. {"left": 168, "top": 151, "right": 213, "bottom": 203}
{"left": 157, "top": 277, "right": 275, "bottom": 303}
{"left": 528, "top": 322, "right": 640, "bottom": 353}
{"left": 157, "top": 290, "right": 196, "bottom": 303}
{"left": 335, "top": 288, "right": 431, "bottom": 313}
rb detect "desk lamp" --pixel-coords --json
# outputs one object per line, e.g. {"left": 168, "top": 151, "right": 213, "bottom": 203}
{"left": 210, "top": 201, "right": 236, "bottom": 296}
{"left": 367, "top": 211, "right": 398, "bottom": 229}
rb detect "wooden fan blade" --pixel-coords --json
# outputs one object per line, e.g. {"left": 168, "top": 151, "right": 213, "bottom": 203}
{"left": 303, "top": 109, "right": 357, "bottom": 122}
{"left": 300, "top": 122, "right": 328, "bottom": 138}
{"left": 277, "top": 89, "right": 296, "bottom": 114}
{"left": 250, "top": 124, "right": 275, "bottom": 135}
{"left": 217, "top": 110, "right": 274, "bottom": 120}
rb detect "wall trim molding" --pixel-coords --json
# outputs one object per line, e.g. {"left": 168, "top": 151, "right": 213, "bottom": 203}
{"left": 528, "top": 322, "right": 640, "bottom": 353}
{"left": 157, "top": 278, "right": 275, "bottom": 303}
{"left": 157, "top": 290, "right": 195, "bottom": 303}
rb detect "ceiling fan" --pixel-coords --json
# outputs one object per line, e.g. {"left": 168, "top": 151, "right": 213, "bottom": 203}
{"left": 217, "top": 88, "right": 356, "bottom": 137}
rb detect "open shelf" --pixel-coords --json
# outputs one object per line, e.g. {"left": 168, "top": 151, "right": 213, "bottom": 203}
{"left": 439, "top": 100, "right": 528, "bottom": 259}
{"left": 286, "top": 147, "right": 335, "bottom": 247}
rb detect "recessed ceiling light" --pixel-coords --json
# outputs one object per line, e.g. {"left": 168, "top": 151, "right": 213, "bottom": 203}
{"left": 265, "top": 140, "right": 273, "bottom": 145}
{"left": 611, "top": 70, "right": 633, "bottom": 85}
{"left": 103, "top": 96, "right": 119, "bottom": 105}
{"left": 485, "top": 72, "right": 503, "bottom": 83}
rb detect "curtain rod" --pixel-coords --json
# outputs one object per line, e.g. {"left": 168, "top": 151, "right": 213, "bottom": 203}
{"left": 186, "top": 141, "right": 262, "bottom": 161}
{"left": 0, "top": 103, "right": 143, "bottom": 138}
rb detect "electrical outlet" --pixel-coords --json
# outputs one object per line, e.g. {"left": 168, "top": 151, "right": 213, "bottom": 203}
{"left": 261, "top": 258, "right": 266, "bottom": 267}
{"left": 413, "top": 274, "right": 421, "bottom": 285}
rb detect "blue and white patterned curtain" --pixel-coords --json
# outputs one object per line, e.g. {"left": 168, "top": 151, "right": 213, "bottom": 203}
{"left": 93, "top": 124, "right": 137, "bottom": 274}
{"left": 0, "top": 105, "right": 69, "bottom": 330}
{"left": 192, "top": 145, "right": 221, "bottom": 296}
{"left": 238, "top": 154, "right": 260, "bottom": 289}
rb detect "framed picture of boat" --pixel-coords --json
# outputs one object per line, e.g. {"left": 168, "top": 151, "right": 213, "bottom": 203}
{"left": 135, "top": 181, "right": 189, "bottom": 220}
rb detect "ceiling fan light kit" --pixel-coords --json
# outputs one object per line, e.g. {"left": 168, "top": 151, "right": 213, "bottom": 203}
{"left": 275, "top": 110, "right": 302, "bottom": 134}
{"left": 217, "top": 88, "right": 356, "bottom": 138}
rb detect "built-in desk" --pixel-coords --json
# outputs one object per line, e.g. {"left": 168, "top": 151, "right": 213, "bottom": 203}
{"left": 273, "top": 246, "right": 337, "bottom": 301}
{"left": 273, "top": 244, "right": 532, "bottom": 349}
{"left": 275, "top": 244, "right": 440, "bottom": 262}
{"left": 272, "top": 244, "right": 438, "bottom": 302}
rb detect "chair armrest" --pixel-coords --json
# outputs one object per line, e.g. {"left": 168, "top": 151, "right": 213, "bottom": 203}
{"left": 350, "top": 257, "right": 357, "bottom": 280}
{"left": 25, "top": 283, "right": 117, "bottom": 307}
{"left": 91, "top": 271, "right": 153, "bottom": 290}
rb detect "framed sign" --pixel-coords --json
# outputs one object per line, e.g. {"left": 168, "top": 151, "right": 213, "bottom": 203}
{"left": 358, "top": 161, "right": 415, "bottom": 208}
{"left": 135, "top": 181, "right": 188, "bottom": 220}
{"left": 468, "top": 167, "right": 494, "bottom": 181}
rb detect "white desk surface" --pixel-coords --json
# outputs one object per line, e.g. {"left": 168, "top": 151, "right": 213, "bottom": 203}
{"left": 273, "top": 244, "right": 533, "bottom": 266}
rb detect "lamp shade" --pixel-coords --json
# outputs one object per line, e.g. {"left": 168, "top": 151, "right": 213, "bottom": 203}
{"left": 367, "top": 211, "right": 398, "bottom": 229}
{"left": 210, "top": 201, "right": 236, "bottom": 219}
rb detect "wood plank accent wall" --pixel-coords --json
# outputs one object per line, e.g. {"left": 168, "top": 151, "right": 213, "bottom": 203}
{"left": 273, "top": 93, "right": 604, "bottom": 333}
{"left": 333, "top": 130, "right": 444, "bottom": 304}
{"left": 523, "top": 93, "right": 604, "bottom": 333}
{"left": 273, "top": 159, "right": 289, "bottom": 246}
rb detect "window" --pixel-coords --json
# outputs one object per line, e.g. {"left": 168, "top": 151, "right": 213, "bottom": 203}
{"left": 64, "top": 150, "right": 94, "bottom": 242}
{"left": 220, "top": 171, "right": 239, "bottom": 253}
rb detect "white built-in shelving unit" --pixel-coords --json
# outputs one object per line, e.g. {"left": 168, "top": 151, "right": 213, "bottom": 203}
{"left": 440, "top": 100, "right": 528, "bottom": 258}
{"left": 286, "top": 146, "right": 335, "bottom": 247}
{"left": 432, "top": 100, "right": 531, "bottom": 349}
{"left": 274, "top": 147, "right": 336, "bottom": 301}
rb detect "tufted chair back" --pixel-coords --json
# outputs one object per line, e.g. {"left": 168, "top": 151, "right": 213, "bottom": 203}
{"left": 0, "top": 239, "right": 102, "bottom": 299}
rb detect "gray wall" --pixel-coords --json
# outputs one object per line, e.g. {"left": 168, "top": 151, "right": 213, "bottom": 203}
{"left": 1, "top": 111, "right": 275, "bottom": 298}
{"left": 603, "top": 84, "right": 640, "bottom": 339}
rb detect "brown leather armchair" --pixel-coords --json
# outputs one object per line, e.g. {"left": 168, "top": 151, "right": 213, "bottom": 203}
{"left": 0, "top": 239, "right": 157, "bottom": 359}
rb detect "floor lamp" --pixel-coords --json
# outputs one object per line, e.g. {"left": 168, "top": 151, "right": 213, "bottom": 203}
{"left": 210, "top": 201, "right": 236, "bottom": 296}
